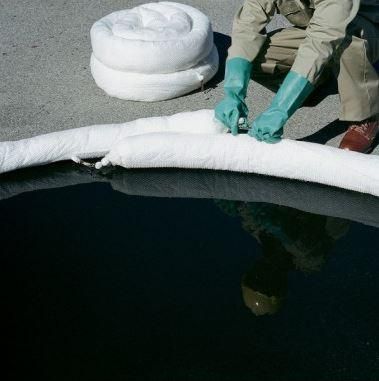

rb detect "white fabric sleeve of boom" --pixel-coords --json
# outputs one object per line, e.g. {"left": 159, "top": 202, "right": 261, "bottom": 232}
{"left": 90, "top": 2, "right": 214, "bottom": 73}
{"left": 104, "top": 132, "right": 379, "bottom": 197}
{"left": 90, "top": 46, "right": 219, "bottom": 102}
{"left": 0, "top": 109, "right": 379, "bottom": 197}
{"left": 99, "top": 111, "right": 379, "bottom": 197}
{"left": 90, "top": 2, "right": 218, "bottom": 101}
{"left": 0, "top": 110, "right": 225, "bottom": 174}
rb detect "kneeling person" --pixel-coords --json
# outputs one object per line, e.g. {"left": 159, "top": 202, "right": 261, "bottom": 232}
{"left": 215, "top": 0, "right": 379, "bottom": 153}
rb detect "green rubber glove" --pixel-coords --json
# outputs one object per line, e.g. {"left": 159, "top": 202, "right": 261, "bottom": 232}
{"left": 215, "top": 57, "right": 253, "bottom": 135}
{"left": 249, "top": 71, "right": 314, "bottom": 143}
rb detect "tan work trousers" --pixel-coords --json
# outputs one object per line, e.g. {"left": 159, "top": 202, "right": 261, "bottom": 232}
{"left": 253, "top": 15, "right": 379, "bottom": 122}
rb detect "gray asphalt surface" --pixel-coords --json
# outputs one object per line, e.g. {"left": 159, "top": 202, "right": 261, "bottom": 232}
{"left": 1, "top": 0, "right": 377, "bottom": 154}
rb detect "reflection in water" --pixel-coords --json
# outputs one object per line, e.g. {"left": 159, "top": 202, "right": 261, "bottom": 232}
{"left": 216, "top": 201, "right": 350, "bottom": 316}
{"left": 1, "top": 164, "right": 379, "bottom": 226}
{"left": 1, "top": 166, "right": 378, "bottom": 380}
{"left": 0, "top": 165, "right": 374, "bottom": 317}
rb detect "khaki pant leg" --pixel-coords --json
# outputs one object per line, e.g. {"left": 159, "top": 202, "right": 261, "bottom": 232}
{"left": 252, "top": 27, "right": 307, "bottom": 91}
{"left": 334, "top": 16, "right": 379, "bottom": 121}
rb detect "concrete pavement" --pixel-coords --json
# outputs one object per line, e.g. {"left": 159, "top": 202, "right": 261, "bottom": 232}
{"left": 0, "top": 0, "right": 377, "bottom": 154}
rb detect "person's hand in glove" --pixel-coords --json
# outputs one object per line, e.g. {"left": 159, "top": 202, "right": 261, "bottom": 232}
{"left": 215, "top": 57, "right": 253, "bottom": 135}
{"left": 249, "top": 71, "right": 314, "bottom": 143}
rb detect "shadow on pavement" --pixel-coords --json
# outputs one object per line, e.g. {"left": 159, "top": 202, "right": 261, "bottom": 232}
{"left": 303, "top": 74, "right": 338, "bottom": 107}
{"left": 299, "top": 119, "right": 348, "bottom": 144}
{"left": 178, "top": 32, "right": 230, "bottom": 98}
{"left": 207, "top": 32, "right": 231, "bottom": 88}
{"left": 300, "top": 118, "right": 379, "bottom": 153}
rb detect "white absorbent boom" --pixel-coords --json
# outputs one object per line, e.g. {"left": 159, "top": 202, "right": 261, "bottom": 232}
{"left": 0, "top": 110, "right": 378, "bottom": 197}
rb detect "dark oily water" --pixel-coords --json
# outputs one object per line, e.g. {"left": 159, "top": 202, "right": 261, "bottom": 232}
{"left": 2, "top": 164, "right": 379, "bottom": 381}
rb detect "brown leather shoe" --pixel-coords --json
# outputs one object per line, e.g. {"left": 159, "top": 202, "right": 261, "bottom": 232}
{"left": 339, "top": 118, "right": 379, "bottom": 153}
